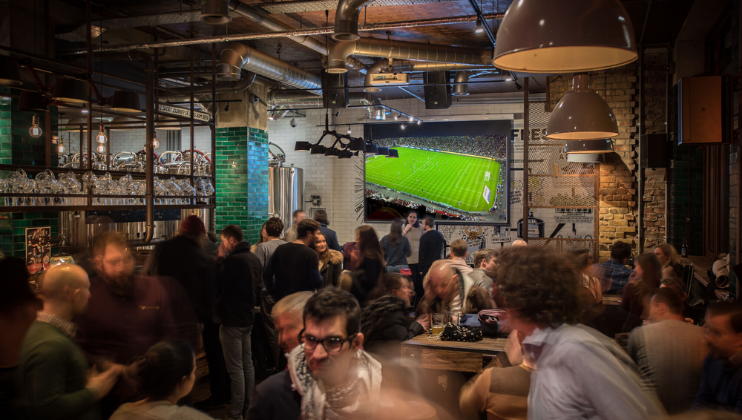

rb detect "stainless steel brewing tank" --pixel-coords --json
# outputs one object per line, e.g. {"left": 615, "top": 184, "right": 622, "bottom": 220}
{"left": 268, "top": 165, "right": 304, "bottom": 233}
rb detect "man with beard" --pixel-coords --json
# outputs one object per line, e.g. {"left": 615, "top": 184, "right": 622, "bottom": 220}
{"left": 469, "top": 249, "right": 497, "bottom": 295}
{"left": 418, "top": 261, "right": 495, "bottom": 316}
{"left": 74, "top": 232, "right": 183, "bottom": 417}
{"left": 693, "top": 302, "right": 742, "bottom": 411}
{"left": 245, "top": 292, "right": 313, "bottom": 420}
{"left": 264, "top": 219, "right": 323, "bottom": 301}
{"left": 287, "top": 288, "right": 381, "bottom": 420}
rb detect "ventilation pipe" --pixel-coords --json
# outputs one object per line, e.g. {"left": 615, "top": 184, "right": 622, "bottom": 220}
{"left": 200, "top": 0, "right": 232, "bottom": 24}
{"left": 363, "top": 60, "right": 392, "bottom": 92}
{"left": 217, "top": 43, "right": 322, "bottom": 92}
{"left": 363, "top": 60, "right": 491, "bottom": 91}
{"left": 328, "top": 38, "right": 492, "bottom": 73}
{"left": 452, "top": 71, "right": 476, "bottom": 96}
{"left": 227, "top": 0, "right": 366, "bottom": 72}
{"left": 162, "top": 70, "right": 256, "bottom": 97}
{"left": 333, "top": 0, "right": 376, "bottom": 41}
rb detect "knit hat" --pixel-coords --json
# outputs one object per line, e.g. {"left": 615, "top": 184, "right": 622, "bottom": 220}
{"left": 180, "top": 215, "right": 205, "bottom": 236}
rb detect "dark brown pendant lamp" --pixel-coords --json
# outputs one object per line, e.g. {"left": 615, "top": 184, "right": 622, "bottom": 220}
{"left": 493, "top": 0, "right": 638, "bottom": 73}
{"left": 546, "top": 74, "right": 618, "bottom": 140}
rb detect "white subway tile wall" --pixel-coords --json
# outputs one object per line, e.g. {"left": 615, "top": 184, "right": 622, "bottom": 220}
{"left": 60, "top": 126, "right": 213, "bottom": 155}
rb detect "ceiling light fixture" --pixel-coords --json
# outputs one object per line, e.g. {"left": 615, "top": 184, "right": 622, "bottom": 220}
{"left": 365, "top": 143, "right": 378, "bottom": 155}
{"left": 401, "top": 124, "right": 407, "bottom": 130}
{"left": 564, "top": 139, "right": 614, "bottom": 154}
{"left": 52, "top": 78, "right": 90, "bottom": 104}
{"left": 567, "top": 153, "right": 606, "bottom": 163}
{"left": 58, "top": 143, "right": 65, "bottom": 153}
{"left": 109, "top": 90, "right": 141, "bottom": 113}
{"left": 347, "top": 126, "right": 352, "bottom": 134}
{"left": 394, "top": 114, "right": 400, "bottom": 121}
{"left": 65, "top": 118, "right": 88, "bottom": 132}
{"left": 417, "top": 119, "right": 421, "bottom": 125}
{"left": 475, "top": 17, "right": 484, "bottom": 34}
{"left": 29, "top": 114, "right": 42, "bottom": 138}
{"left": 81, "top": 103, "right": 89, "bottom": 114}
{"left": 493, "top": 0, "right": 637, "bottom": 73}
{"left": 546, "top": 74, "right": 618, "bottom": 140}
{"left": 152, "top": 132, "right": 160, "bottom": 149}
{"left": 95, "top": 125, "right": 107, "bottom": 144}
{"left": 96, "top": 144, "right": 106, "bottom": 154}
{"left": 377, "top": 147, "right": 390, "bottom": 156}
{"left": 0, "top": 55, "right": 23, "bottom": 86}
{"left": 349, "top": 138, "right": 366, "bottom": 151}
{"left": 111, "top": 116, "right": 140, "bottom": 131}
{"left": 408, "top": 115, "right": 414, "bottom": 122}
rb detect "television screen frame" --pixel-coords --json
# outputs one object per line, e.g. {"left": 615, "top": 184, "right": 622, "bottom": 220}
{"left": 362, "top": 120, "right": 511, "bottom": 226}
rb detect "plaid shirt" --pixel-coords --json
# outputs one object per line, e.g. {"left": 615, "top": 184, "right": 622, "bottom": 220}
{"left": 590, "top": 259, "right": 634, "bottom": 295}
{"left": 36, "top": 311, "right": 77, "bottom": 338}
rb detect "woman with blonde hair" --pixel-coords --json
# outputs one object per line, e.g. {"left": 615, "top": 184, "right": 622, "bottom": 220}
{"left": 654, "top": 243, "right": 683, "bottom": 280}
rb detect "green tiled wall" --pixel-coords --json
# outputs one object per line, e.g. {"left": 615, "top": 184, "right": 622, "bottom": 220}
{"left": 215, "top": 127, "right": 269, "bottom": 244}
{"left": 247, "top": 128, "right": 269, "bottom": 245}
{"left": 0, "top": 90, "right": 60, "bottom": 258}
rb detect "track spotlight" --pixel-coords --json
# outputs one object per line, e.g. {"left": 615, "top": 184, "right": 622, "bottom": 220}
{"left": 347, "top": 126, "right": 352, "bottom": 134}
{"left": 475, "top": 17, "right": 484, "bottom": 34}
{"left": 81, "top": 103, "right": 89, "bottom": 114}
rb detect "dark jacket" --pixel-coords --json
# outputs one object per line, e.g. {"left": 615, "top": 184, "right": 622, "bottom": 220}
{"left": 361, "top": 295, "right": 424, "bottom": 360}
{"left": 320, "top": 249, "right": 344, "bottom": 288}
{"left": 319, "top": 224, "right": 342, "bottom": 252}
{"left": 418, "top": 230, "right": 446, "bottom": 273}
{"left": 350, "top": 256, "right": 384, "bottom": 304}
{"left": 147, "top": 234, "right": 214, "bottom": 322}
{"left": 245, "top": 370, "right": 300, "bottom": 420}
{"left": 216, "top": 242, "right": 261, "bottom": 327}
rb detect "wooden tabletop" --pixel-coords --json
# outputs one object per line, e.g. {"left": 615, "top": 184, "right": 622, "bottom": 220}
{"left": 403, "top": 334, "right": 507, "bottom": 354}
{"left": 401, "top": 334, "right": 507, "bottom": 372}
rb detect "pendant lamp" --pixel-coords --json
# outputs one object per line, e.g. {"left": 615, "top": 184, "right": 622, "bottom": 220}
{"left": 64, "top": 118, "right": 88, "bottom": 132}
{"left": 365, "top": 143, "right": 378, "bottom": 155}
{"left": 0, "top": 55, "right": 23, "bottom": 86}
{"left": 564, "top": 139, "right": 614, "bottom": 154}
{"left": 546, "top": 74, "right": 618, "bottom": 140}
{"left": 52, "top": 79, "right": 90, "bottom": 104}
{"left": 493, "top": 0, "right": 637, "bottom": 73}
{"left": 295, "top": 141, "right": 311, "bottom": 151}
{"left": 110, "top": 91, "right": 141, "bottom": 113}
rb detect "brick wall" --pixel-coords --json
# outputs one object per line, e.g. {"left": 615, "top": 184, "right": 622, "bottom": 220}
{"left": 548, "top": 49, "right": 669, "bottom": 260}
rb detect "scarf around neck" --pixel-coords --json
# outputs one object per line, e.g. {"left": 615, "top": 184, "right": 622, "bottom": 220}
{"left": 287, "top": 343, "right": 382, "bottom": 420}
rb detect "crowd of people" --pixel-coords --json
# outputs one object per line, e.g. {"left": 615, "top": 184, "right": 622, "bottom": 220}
{"left": 1, "top": 207, "right": 740, "bottom": 420}
{"left": 374, "top": 135, "right": 508, "bottom": 160}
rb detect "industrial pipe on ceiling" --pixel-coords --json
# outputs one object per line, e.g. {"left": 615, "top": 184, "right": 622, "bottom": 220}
{"left": 452, "top": 70, "right": 476, "bottom": 96}
{"left": 333, "top": 0, "right": 376, "bottom": 41}
{"left": 363, "top": 59, "right": 492, "bottom": 91}
{"left": 327, "top": 38, "right": 492, "bottom": 73}
{"left": 162, "top": 69, "right": 256, "bottom": 97}
{"left": 227, "top": 0, "right": 367, "bottom": 73}
{"left": 217, "top": 42, "right": 322, "bottom": 92}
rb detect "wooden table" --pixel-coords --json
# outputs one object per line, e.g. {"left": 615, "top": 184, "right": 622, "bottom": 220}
{"left": 401, "top": 334, "right": 507, "bottom": 373}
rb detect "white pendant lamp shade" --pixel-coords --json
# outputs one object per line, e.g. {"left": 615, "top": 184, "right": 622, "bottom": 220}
{"left": 546, "top": 74, "right": 618, "bottom": 140}
{"left": 564, "top": 139, "right": 614, "bottom": 154}
{"left": 493, "top": 0, "right": 637, "bottom": 73}
{"left": 156, "top": 116, "right": 182, "bottom": 130}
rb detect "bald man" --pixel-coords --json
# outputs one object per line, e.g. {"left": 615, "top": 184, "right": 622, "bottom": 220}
{"left": 512, "top": 239, "right": 528, "bottom": 247}
{"left": 418, "top": 261, "right": 494, "bottom": 316}
{"left": 19, "top": 264, "right": 121, "bottom": 420}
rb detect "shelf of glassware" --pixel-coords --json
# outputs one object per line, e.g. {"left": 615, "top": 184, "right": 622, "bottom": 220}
{"left": 0, "top": 202, "right": 216, "bottom": 213}
{"left": 0, "top": 164, "right": 213, "bottom": 180}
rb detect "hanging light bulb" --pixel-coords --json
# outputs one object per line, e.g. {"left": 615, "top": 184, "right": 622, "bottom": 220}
{"left": 347, "top": 126, "right": 352, "bottom": 134}
{"left": 29, "top": 114, "right": 42, "bottom": 138}
{"left": 96, "top": 144, "right": 106, "bottom": 154}
{"left": 95, "top": 124, "right": 107, "bottom": 144}
{"left": 152, "top": 132, "right": 159, "bottom": 149}
{"left": 475, "top": 17, "right": 484, "bottom": 34}
{"left": 58, "top": 143, "right": 65, "bottom": 153}
{"left": 81, "top": 103, "right": 89, "bottom": 114}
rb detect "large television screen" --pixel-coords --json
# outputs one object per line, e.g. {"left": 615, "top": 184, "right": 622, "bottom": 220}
{"left": 364, "top": 121, "right": 509, "bottom": 223}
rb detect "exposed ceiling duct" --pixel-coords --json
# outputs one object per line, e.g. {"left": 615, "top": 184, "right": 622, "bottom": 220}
{"left": 269, "top": 91, "right": 380, "bottom": 108}
{"left": 217, "top": 42, "right": 322, "bottom": 92}
{"left": 327, "top": 38, "right": 492, "bottom": 73}
{"left": 452, "top": 70, "right": 476, "bottom": 96}
{"left": 200, "top": 0, "right": 233, "bottom": 25}
{"left": 333, "top": 0, "right": 376, "bottom": 41}
{"left": 227, "top": 0, "right": 367, "bottom": 73}
{"left": 162, "top": 70, "right": 256, "bottom": 97}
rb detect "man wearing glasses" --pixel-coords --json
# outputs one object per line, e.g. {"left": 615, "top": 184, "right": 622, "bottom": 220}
{"left": 287, "top": 288, "right": 382, "bottom": 420}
